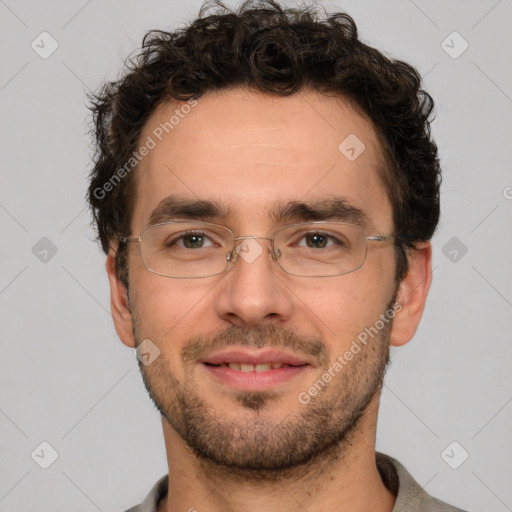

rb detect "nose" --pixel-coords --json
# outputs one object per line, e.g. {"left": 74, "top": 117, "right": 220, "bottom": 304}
{"left": 214, "top": 237, "right": 294, "bottom": 327}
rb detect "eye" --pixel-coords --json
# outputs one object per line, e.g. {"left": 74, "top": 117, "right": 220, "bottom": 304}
{"left": 298, "top": 232, "right": 342, "bottom": 249}
{"left": 303, "top": 233, "right": 329, "bottom": 248}
{"left": 169, "top": 231, "right": 216, "bottom": 249}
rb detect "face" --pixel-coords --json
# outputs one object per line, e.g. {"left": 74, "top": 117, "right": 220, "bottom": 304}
{"left": 117, "top": 88, "right": 403, "bottom": 476}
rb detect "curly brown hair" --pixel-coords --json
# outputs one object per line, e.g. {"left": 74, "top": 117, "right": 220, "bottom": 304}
{"left": 87, "top": 0, "right": 441, "bottom": 287}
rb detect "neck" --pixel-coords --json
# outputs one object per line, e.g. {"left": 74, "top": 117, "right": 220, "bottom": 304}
{"left": 158, "top": 397, "right": 396, "bottom": 512}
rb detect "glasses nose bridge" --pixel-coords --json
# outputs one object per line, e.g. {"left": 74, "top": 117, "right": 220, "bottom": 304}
{"left": 234, "top": 235, "right": 274, "bottom": 242}
{"left": 228, "top": 234, "right": 279, "bottom": 265}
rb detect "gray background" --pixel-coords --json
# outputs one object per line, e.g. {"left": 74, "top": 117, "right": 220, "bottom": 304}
{"left": 1, "top": 0, "right": 511, "bottom": 510}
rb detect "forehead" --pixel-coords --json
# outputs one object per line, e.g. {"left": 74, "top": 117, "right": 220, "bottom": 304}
{"left": 131, "top": 88, "right": 392, "bottom": 233}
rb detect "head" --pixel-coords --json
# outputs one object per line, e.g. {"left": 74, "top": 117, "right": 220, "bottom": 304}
{"left": 87, "top": 0, "right": 439, "bottom": 479}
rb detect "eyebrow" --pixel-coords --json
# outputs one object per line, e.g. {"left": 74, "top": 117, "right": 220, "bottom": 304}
{"left": 146, "top": 195, "right": 371, "bottom": 230}
{"left": 147, "top": 196, "right": 232, "bottom": 226}
{"left": 269, "top": 197, "right": 371, "bottom": 228}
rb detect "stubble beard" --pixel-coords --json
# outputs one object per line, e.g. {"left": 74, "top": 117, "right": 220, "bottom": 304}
{"left": 134, "top": 304, "right": 394, "bottom": 482}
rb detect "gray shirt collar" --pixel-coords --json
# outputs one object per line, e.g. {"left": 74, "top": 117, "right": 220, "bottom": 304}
{"left": 126, "top": 452, "right": 466, "bottom": 512}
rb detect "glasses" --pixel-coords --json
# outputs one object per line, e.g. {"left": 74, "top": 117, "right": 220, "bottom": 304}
{"left": 122, "top": 221, "right": 393, "bottom": 278}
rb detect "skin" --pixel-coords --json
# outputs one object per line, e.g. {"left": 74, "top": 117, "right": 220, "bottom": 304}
{"left": 106, "top": 87, "right": 432, "bottom": 512}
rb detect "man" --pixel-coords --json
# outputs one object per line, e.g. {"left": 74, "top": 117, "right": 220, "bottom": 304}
{"left": 87, "top": 1, "right": 467, "bottom": 510}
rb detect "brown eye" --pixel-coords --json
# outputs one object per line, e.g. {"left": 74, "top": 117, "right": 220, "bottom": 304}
{"left": 305, "top": 233, "right": 328, "bottom": 248}
{"left": 164, "top": 231, "right": 215, "bottom": 249}
{"left": 182, "top": 234, "right": 205, "bottom": 248}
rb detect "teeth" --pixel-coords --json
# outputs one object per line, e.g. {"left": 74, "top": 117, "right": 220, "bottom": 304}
{"left": 225, "top": 363, "right": 284, "bottom": 372}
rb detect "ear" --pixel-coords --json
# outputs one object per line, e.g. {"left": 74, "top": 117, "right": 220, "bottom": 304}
{"left": 389, "top": 241, "right": 432, "bottom": 347}
{"left": 106, "top": 246, "right": 135, "bottom": 348}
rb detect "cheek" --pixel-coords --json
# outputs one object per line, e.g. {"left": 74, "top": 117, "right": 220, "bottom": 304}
{"left": 129, "top": 277, "right": 205, "bottom": 380}
{"left": 292, "top": 269, "right": 395, "bottom": 349}
{"left": 129, "top": 267, "right": 219, "bottom": 343}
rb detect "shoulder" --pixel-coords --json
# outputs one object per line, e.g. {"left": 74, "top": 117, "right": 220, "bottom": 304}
{"left": 376, "top": 452, "right": 469, "bottom": 512}
{"left": 122, "top": 474, "right": 169, "bottom": 512}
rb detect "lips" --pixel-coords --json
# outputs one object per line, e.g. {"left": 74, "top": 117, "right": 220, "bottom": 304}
{"left": 202, "top": 349, "right": 310, "bottom": 367}
{"left": 216, "top": 362, "right": 289, "bottom": 372}
{"left": 201, "top": 348, "right": 312, "bottom": 391}
{"left": 202, "top": 349, "right": 309, "bottom": 372}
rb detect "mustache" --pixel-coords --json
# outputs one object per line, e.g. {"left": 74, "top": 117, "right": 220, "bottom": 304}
{"left": 181, "top": 324, "right": 329, "bottom": 366}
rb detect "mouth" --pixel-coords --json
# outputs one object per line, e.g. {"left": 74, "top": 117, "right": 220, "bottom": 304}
{"left": 200, "top": 349, "right": 312, "bottom": 391}
{"left": 205, "top": 362, "right": 301, "bottom": 372}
